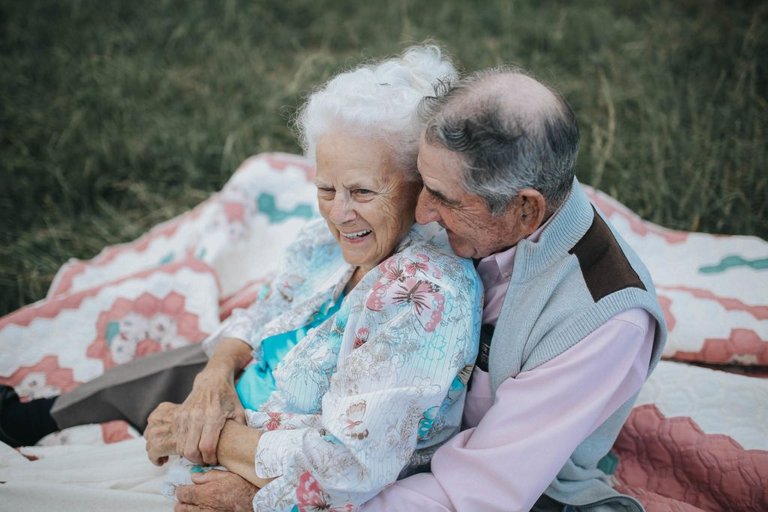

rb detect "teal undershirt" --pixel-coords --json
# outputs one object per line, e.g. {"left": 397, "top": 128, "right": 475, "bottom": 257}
{"left": 235, "top": 294, "right": 344, "bottom": 410}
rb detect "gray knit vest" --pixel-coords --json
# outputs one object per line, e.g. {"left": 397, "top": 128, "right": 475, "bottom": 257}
{"left": 488, "top": 179, "right": 668, "bottom": 512}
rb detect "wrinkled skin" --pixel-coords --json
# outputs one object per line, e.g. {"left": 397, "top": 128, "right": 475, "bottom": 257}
{"left": 173, "top": 369, "right": 246, "bottom": 465}
{"left": 174, "top": 470, "right": 257, "bottom": 512}
{"left": 315, "top": 130, "right": 421, "bottom": 282}
{"left": 144, "top": 401, "right": 180, "bottom": 465}
{"left": 415, "top": 137, "right": 546, "bottom": 259}
{"left": 144, "top": 373, "right": 245, "bottom": 465}
{"left": 144, "top": 337, "right": 251, "bottom": 466}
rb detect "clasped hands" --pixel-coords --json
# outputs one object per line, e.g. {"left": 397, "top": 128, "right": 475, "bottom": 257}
{"left": 144, "top": 366, "right": 261, "bottom": 511}
{"left": 144, "top": 367, "right": 244, "bottom": 466}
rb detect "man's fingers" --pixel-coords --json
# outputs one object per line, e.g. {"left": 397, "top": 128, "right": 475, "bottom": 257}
{"left": 175, "top": 504, "right": 214, "bottom": 512}
{"left": 175, "top": 482, "right": 217, "bottom": 509}
{"left": 174, "top": 483, "right": 196, "bottom": 504}
{"left": 190, "top": 469, "right": 229, "bottom": 485}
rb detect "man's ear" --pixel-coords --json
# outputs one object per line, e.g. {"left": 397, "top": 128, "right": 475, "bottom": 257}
{"left": 517, "top": 189, "right": 547, "bottom": 234}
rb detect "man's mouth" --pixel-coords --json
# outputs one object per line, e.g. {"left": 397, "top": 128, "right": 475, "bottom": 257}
{"left": 341, "top": 229, "right": 372, "bottom": 240}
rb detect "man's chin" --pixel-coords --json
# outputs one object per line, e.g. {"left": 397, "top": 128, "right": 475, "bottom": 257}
{"left": 446, "top": 235, "right": 476, "bottom": 259}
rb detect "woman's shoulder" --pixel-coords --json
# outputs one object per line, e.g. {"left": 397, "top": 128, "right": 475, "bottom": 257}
{"left": 380, "top": 224, "right": 481, "bottom": 295}
{"left": 357, "top": 224, "right": 482, "bottom": 336}
{"left": 397, "top": 224, "right": 474, "bottom": 272}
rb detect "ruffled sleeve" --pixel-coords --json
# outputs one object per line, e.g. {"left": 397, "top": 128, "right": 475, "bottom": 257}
{"left": 202, "top": 219, "right": 342, "bottom": 356}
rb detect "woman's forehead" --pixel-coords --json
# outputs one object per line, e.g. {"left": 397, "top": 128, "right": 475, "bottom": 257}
{"left": 315, "top": 134, "right": 398, "bottom": 184}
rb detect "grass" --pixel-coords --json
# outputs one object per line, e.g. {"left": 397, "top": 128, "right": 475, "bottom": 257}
{"left": 1, "top": 0, "right": 766, "bottom": 315}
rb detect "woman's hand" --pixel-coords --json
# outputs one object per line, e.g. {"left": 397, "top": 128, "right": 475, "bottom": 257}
{"left": 171, "top": 337, "right": 252, "bottom": 465}
{"left": 144, "top": 401, "right": 180, "bottom": 465}
{"left": 173, "top": 368, "right": 245, "bottom": 465}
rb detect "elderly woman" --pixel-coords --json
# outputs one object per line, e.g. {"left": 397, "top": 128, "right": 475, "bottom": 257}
{"left": 145, "top": 46, "right": 482, "bottom": 510}
{"left": 0, "top": 46, "right": 481, "bottom": 511}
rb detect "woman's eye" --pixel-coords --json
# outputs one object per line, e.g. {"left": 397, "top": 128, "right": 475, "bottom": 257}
{"left": 353, "top": 189, "right": 374, "bottom": 196}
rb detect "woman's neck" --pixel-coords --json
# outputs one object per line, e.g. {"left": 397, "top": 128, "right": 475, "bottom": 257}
{"left": 344, "top": 266, "right": 368, "bottom": 295}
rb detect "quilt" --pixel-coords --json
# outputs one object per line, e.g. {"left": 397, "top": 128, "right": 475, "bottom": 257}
{"left": 0, "top": 153, "right": 766, "bottom": 510}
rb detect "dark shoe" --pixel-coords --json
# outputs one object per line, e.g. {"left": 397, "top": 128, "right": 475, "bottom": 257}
{"left": 0, "top": 384, "right": 24, "bottom": 447}
{"left": 0, "top": 385, "right": 59, "bottom": 447}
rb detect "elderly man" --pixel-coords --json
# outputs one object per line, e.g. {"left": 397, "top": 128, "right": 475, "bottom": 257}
{"left": 131, "top": 68, "right": 666, "bottom": 512}
{"left": 358, "top": 69, "right": 668, "bottom": 511}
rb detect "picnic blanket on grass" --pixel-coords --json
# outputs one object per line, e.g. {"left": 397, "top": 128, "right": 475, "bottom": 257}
{"left": 1, "top": 153, "right": 766, "bottom": 511}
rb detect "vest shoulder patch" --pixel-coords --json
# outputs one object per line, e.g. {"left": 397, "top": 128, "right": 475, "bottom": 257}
{"left": 568, "top": 208, "right": 646, "bottom": 302}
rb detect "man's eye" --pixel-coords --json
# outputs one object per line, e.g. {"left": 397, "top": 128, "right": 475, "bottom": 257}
{"left": 353, "top": 189, "right": 374, "bottom": 196}
{"left": 428, "top": 189, "right": 458, "bottom": 208}
{"left": 317, "top": 187, "right": 335, "bottom": 196}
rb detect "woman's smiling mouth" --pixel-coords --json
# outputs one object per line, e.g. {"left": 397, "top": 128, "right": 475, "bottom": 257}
{"left": 341, "top": 229, "right": 372, "bottom": 240}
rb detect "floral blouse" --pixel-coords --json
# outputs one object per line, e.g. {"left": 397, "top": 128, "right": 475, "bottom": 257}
{"left": 209, "top": 219, "right": 482, "bottom": 511}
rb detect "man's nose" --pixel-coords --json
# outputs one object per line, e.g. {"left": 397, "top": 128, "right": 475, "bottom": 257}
{"left": 329, "top": 195, "right": 356, "bottom": 224}
{"left": 415, "top": 188, "right": 439, "bottom": 225}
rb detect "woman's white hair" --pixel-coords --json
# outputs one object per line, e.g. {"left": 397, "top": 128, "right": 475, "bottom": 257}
{"left": 296, "top": 45, "right": 458, "bottom": 180}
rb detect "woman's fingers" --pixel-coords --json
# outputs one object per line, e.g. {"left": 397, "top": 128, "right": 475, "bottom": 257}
{"left": 198, "top": 419, "right": 226, "bottom": 465}
{"left": 145, "top": 402, "right": 179, "bottom": 464}
{"left": 145, "top": 432, "right": 170, "bottom": 466}
{"left": 176, "top": 374, "right": 245, "bottom": 464}
{"left": 180, "top": 409, "right": 206, "bottom": 463}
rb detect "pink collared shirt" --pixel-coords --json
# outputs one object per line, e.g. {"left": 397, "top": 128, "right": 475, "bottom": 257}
{"left": 361, "top": 221, "right": 656, "bottom": 512}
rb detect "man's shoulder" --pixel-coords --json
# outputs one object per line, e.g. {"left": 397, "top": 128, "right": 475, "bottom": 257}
{"left": 567, "top": 208, "right": 648, "bottom": 302}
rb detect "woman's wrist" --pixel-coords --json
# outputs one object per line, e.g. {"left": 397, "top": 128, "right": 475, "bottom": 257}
{"left": 217, "top": 420, "right": 273, "bottom": 488}
{"left": 202, "top": 337, "right": 253, "bottom": 381}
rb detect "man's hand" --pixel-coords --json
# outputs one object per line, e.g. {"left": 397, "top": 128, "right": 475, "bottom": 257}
{"left": 145, "top": 401, "right": 180, "bottom": 465}
{"left": 173, "top": 367, "right": 246, "bottom": 465}
{"left": 174, "top": 470, "right": 258, "bottom": 512}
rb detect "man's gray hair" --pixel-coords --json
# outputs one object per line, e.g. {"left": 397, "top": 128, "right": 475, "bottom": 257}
{"left": 419, "top": 67, "right": 579, "bottom": 215}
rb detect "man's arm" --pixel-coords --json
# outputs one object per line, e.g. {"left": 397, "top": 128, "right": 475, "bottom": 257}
{"left": 363, "top": 309, "right": 655, "bottom": 512}
{"left": 174, "top": 470, "right": 258, "bottom": 512}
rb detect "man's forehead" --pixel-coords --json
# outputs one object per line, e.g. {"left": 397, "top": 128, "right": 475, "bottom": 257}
{"left": 417, "top": 147, "right": 475, "bottom": 209}
{"left": 417, "top": 140, "right": 463, "bottom": 180}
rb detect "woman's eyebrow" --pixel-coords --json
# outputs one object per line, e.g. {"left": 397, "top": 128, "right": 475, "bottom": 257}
{"left": 342, "top": 179, "right": 379, "bottom": 190}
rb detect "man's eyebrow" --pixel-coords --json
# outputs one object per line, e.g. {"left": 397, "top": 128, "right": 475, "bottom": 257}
{"left": 424, "top": 184, "right": 461, "bottom": 207}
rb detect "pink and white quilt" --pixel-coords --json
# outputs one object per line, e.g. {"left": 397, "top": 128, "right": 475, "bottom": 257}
{"left": 0, "top": 153, "right": 766, "bottom": 510}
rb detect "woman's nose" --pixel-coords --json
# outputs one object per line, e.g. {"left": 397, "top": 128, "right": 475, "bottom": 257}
{"left": 329, "top": 195, "right": 356, "bottom": 224}
{"left": 415, "top": 188, "right": 439, "bottom": 224}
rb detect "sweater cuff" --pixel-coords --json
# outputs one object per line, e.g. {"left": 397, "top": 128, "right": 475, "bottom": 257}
{"left": 220, "top": 323, "right": 255, "bottom": 349}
